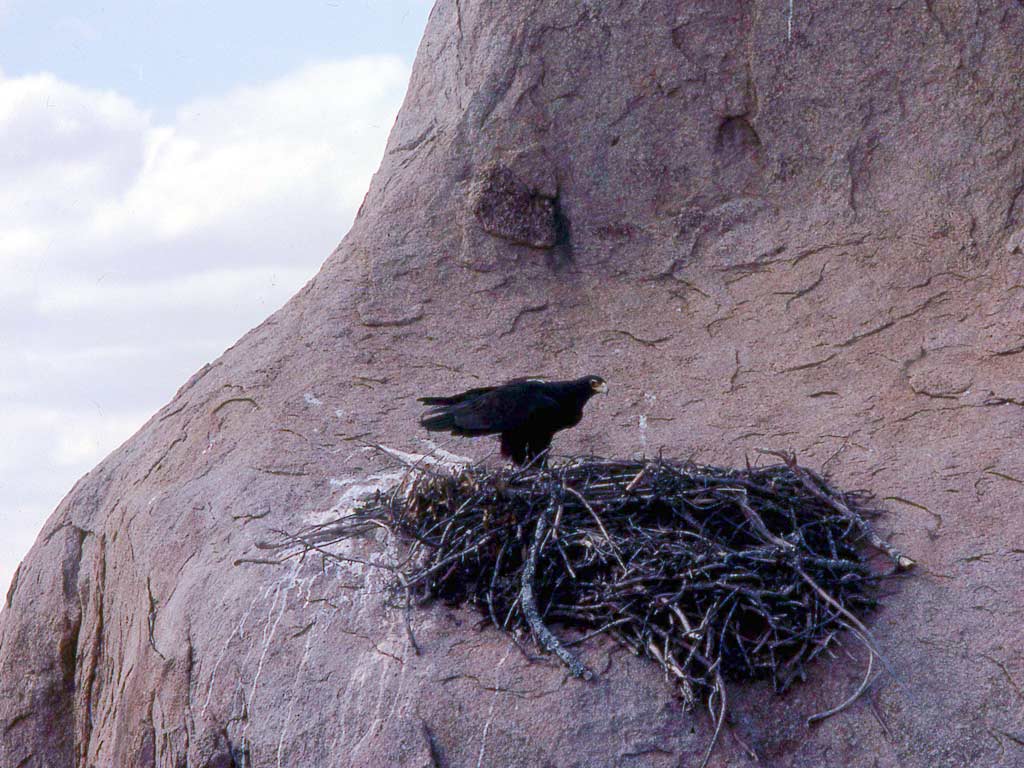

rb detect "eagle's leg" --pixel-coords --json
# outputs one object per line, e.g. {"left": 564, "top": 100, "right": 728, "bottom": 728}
{"left": 522, "top": 440, "right": 551, "bottom": 470}
{"left": 501, "top": 433, "right": 527, "bottom": 465}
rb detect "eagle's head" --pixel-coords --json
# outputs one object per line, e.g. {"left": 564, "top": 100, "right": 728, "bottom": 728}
{"left": 585, "top": 375, "right": 608, "bottom": 395}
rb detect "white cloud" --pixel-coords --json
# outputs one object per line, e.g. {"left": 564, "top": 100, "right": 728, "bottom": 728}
{"left": 91, "top": 58, "right": 407, "bottom": 246}
{"left": 0, "top": 407, "right": 149, "bottom": 470}
{"left": 35, "top": 266, "right": 314, "bottom": 314}
{"left": 0, "top": 72, "right": 148, "bottom": 206}
{"left": 1, "top": 57, "right": 408, "bottom": 276}
{"left": 0, "top": 56, "right": 410, "bottom": 597}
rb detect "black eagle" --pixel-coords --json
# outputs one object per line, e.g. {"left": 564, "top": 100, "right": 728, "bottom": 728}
{"left": 418, "top": 375, "right": 608, "bottom": 466}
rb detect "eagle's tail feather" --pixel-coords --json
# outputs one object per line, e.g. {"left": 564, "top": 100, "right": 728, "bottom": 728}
{"left": 417, "top": 395, "right": 459, "bottom": 406}
{"left": 419, "top": 410, "right": 456, "bottom": 431}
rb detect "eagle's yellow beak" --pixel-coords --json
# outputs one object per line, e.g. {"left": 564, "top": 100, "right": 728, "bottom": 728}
{"left": 593, "top": 381, "right": 608, "bottom": 394}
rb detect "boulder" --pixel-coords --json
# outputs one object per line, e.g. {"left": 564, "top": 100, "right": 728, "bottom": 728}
{"left": 2, "top": 1, "right": 1023, "bottom": 766}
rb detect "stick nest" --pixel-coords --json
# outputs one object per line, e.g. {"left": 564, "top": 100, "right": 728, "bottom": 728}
{"left": 277, "top": 454, "right": 911, "bottom": 757}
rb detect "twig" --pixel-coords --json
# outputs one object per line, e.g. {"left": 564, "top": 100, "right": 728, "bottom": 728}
{"left": 395, "top": 572, "right": 421, "bottom": 656}
{"left": 735, "top": 493, "right": 795, "bottom": 550}
{"left": 794, "top": 566, "right": 899, "bottom": 683}
{"left": 763, "top": 450, "right": 915, "bottom": 570}
{"left": 807, "top": 641, "right": 875, "bottom": 725}
{"left": 564, "top": 485, "right": 627, "bottom": 571}
{"left": 520, "top": 497, "right": 593, "bottom": 680}
{"left": 625, "top": 466, "right": 647, "bottom": 492}
{"left": 699, "top": 667, "right": 727, "bottom": 768}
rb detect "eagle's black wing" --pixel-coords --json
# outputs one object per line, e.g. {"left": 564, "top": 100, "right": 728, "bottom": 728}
{"left": 417, "top": 385, "right": 496, "bottom": 407}
{"left": 416, "top": 377, "right": 543, "bottom": 407}
{"left": 419, "top": 384, "right": 562, "bottom": 436}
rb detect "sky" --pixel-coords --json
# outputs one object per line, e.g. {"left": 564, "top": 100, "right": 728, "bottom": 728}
{"left": 0, "top": 1, "right": 434, "bottom": 597}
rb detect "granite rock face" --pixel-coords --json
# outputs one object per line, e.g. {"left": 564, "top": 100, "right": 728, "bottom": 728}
{"left": 3, "top": 1, "right": 1024, "bottom": 766}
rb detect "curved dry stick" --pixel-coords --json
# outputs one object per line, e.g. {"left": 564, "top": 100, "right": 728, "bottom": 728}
{"left": 807, "top": 635, "right": 875, "bottom": 725}
{"left": 564, "top": 485, "right": 627, "bottom": 571}
{"left": 394, "top": 571, "right": 421, "bottom": 656}
{"left": 761, "top": 449, "right": 915, "bottom": 570}
{"left": 795, "top": 565, "right": 902, "bottom": 688}
{"left": 735, "top": 493, "right": 795, "bottom": 550}
{"left": 698, "top": 667, "right": 727, "bottom": 768}
{"left": 520, "top": 498, "right": 593, "bottom": 679}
